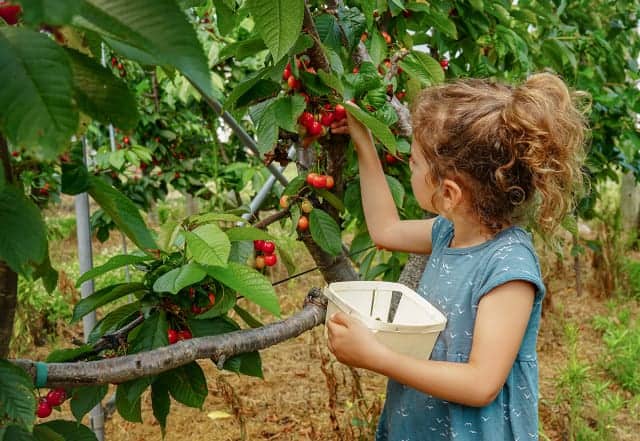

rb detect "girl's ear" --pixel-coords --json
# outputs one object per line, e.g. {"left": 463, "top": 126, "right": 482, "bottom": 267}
{"left": 440, "top": 178, "right": 463, "bottom": 213}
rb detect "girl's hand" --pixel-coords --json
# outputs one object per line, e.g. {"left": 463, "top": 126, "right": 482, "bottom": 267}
{"left": 330, "top": 103, "right": 375, "bottom": 151}
{"left": 326, "top": 311, "right": 388, "bottom": 370}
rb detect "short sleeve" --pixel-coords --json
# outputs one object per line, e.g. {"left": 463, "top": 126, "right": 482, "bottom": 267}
{"left": 472, "top": 239, "right": 546, "bottom": 306}
{"left": 430, "top": 216, "right": 453, "bottom": 252}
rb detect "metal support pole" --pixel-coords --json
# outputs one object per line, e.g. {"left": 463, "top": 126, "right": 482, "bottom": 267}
{"left": 75, "top": 138, "right": 105, "bottom": 441}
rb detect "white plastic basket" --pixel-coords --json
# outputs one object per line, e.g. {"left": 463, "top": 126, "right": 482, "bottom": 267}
{"left": 324, "top": 281, "right": 447, "bottom": 359}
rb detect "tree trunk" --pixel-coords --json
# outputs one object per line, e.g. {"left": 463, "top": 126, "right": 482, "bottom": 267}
{"left": 0, "top": 261, "right": 18, "bottom": 359}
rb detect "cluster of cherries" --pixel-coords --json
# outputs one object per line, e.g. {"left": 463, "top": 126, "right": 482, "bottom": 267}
{"left": 253, "top": 240, "right": 278, "bottom": 269}
{"left": 110, "top": 56, "right": 127, "bottom": 78}
{"left": 36, "top": 388, "right": 67, "bottom": 418}
{"left": 167, "top": 328, "right": 192, "bottom": 344}
{"left": 279, "top": 196, "right": 313, "bottom": 232}
{"left": 306, "top": 172, "right": 334, "bottom": 190}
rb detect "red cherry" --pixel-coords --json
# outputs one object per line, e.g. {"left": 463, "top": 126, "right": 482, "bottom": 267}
{"left": 333, "top": 104, "right": 347, "bottom": 121}
{"left": 253, "top": 239, "right": 265, "bottom": 251}
{"left": 0, "top": 4, "right": 21, "bottom": 25}
{"left": 188, "top": 287, "right": 196, "bottom": 299}
{"left": 287, "top": 76, "right": 301, "bottom": 90}
{"left": 325, "top": 176, "right": 335, "bottom": 189}
{"left": 174, "top": 172, "right": 180, "bottom": 179}
{"left": 283, "top": 65, "right": 292, "bottom": 81}
{"left": 191, "top": 304, "right": 203, "bottom": 314}
{"left": 178, "top": 330, "right": 192, "bottom": 340}
{"left": 297, "top": 216, "right": 309, "bottom": 231}
{"left": 300, "top": 92, "right": 310, "bottom": 104}
{"left": 352, "top": 66, "right": 360, "bottom": 74}
{"left": 306, "top": 173, "right": 319, "bottom": 185}
{"left": 385, "top": 153, "right": 399, "bottom": 165}
{"left": 36, "top": 398, "right": 52, "bottom": 418}
{"left": 305, "top": 67, "right": 316, "bottom": 75}
{"left": 46, "top": 389, "right": 66, "bottom": 407}
{"left": 381, "top": 31, "right": 392, "bottom": 45}
{"left": 299, "top": 111, "right": 315, "bottom": 129}
{"left": 111, "top": 57, "right": 118, "bottom": 67}
{"left": 11, "top": 151, "right": 19, "bottom": 157}
{"left": 264, "top": 254, "right": 277, "bottom": 267}
{"left": 440, "top": 59, "right": 449, "bottom": 69}
{"left": 123, "top": 136, "right": 130, "bottom": 145}
{"left": 320, "top": 112, "right": 334, "bottom": 127}
{"left": 255, "top": 255, "right": 266, "bottom": 269}
{"left": 208, "top": 293, "right": 216, "bottom": 305}
{"left": 395, "top": 91, "right": 406, "bottom": 100}
{"left": 312, "top": 174, "right": 327, "bottom": 189}
{"left": 168, "top": 329, "right": 179, "bottom": 344}
{"left": 262, "top": 241, "right": 276, "bottom": 255}
{"left": 307, "top": 121, "right": 323, "bottom": 137}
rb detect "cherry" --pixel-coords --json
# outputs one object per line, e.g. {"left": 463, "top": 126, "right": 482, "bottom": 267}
{"left": 360, "top": 32, "right": 368, "bottom": 42}
{"left": 300, "top": 92, "right": 310, "bottom": 104}
{"left": 111, "top": 57, "right": 118, "bottom": 67}
{"left": 279, "top": 195, "right": 289, "bottom": 209}
{"left": 333, "top": 104, "right": 347, "bottom": 121}
{"left": 312, "top": 174, "right": 327, "bottom": 189}
{"left": 301, "top": 199, "right": 313, "bottom": 213}
{"left": 174, "top": 172, "right": 180, "bottom": 179}
{"left": 440, "top": 59, "right": 449, "bottom": 69}
{"left": 264, "top": 254, "right": 277, "bottom": 267}
{"left": 395, "top": 91, "right": 406, "bottom": 100}
{"left": 352, "top": 66, "right": 360, "bottom": 74}
{"left": 305, "top": 67, "right": 316, "bottom": 75}
{"left": 283, "top": 65, "right": 292, "bottom": 81}
{"left": 320, "top": 112, "right": 334, "bottom": 127}
{"left": 253, "top": 239, "right": 265, "bottom": 251}
{"left": 123, "top": 136, "right": 130, "bottom": 145}
{"left": 46, "top": 389, "right": 66, "bottom": 407}
{"left": 168, "top": 329, "right": 179, "bottom": 344}
{"left": 306, "top": 173, "right": 319, "bottom": 185}
{"left": 287, "top": 76, "right": 301, "bottom": 90}
{"left": 191, "top": 304, "right": 203, "bottom": 315}
{"left": 0, "top": 3, "right": 21, "bottom": 25}
{"left": 208, "top": 293, "right": 216, "bottom": 305}
{"left": 297, "top": 216, "right": 309, "bottom": 231}
{"left": 255, "top": 255, "right": 266, "bottom": 269}
{"left": 325, "top": 176, "right": 335, "bottom": 189}
{"left": 307, "top": 121, "right": 323, "bottom": 137}
{"left": 178, "top": 329, "right": 192, "bottom": 340}
{"left": 36, "top": 398, "right": 52, "bottom": 418}
{"left": 188, "top": 287, "right": 196, "bottom": 299}
{"left": 381, "top": 31, "right": 392, "bottom": 45}
{"left": 11, "top": 151, "right": 19, "bottom": 157}
{"left": 385, "top": 153, "right": 399, "bottom": 165}
{"left": 262, "top": 241, "right": 276, "bottom": 255}
{"left": 299, "top": 111, "right": 315, "bottom": 129}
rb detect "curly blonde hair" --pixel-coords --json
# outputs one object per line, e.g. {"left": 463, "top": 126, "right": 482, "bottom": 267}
{"left": 411, "top": 73, "right": 589, "bottom": 235}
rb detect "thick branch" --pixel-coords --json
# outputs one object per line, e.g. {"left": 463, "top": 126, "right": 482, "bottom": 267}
{"left": 303, "top": 4, "right": 330, "bottom": 71}
{"left": 0, "top": 261, "right": 18, "bottom": 359}
{"left": 12, "top": 289, "right": 328, "bottom": 388}
{"left": 253, "top": 209, "right": 290, "bottom": 229}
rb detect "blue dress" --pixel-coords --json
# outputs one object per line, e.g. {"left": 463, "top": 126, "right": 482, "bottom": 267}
{"left": 376, "top": 216, "right": 545, "bottom": 441}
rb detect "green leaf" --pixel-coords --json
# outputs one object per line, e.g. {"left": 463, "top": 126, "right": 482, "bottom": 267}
{"left": 225, "top": 227, "right": 273, "bottom": 242}
{"left": 152, "top": 263, "right": 207, "bottom": 294}
{"left": 72, "top": 282, "right": 146, "bottom": 322}
{"left": 15, "top": 0, "right": 80, "bottom": 26}
{"left": 205, "top": 262, "right": 280, "bottom": 317}
{"left": 33, "top": 424, "right": 63, "bottom": 441}
{"left": 234, "top": 79, "right": 280, "bottom": 109}
{"left": 65, "top": 48, "right": 139, "bottom": 129}
{"left": 273, "top": 95, "right": 306, "bottom": 133}
{"left": 317, "top": 69, "right": 344, "bottom": 95}
{"left": 0, "top": 185, "right": 47, "bottom": 276}
{"left": 2, "top": 425, "right": 35, "bottom": 441}
{"left": 386, "top": 175, "right": 405, "bottom": 208}
{"left": 61, "top": 162, "right": 90, "bottom": 196}
{"left": 32, "top": 251, "right": 58, "bottom": 294}
{"left": 282, "top": 175, "right": 306, "bottom": 196}
{"left": 36, "top": 420, "right": 98, "bottom": 441}
{"left": 246, "top": 0, "right": 304, "bottom": 62}
{"left": 115, "top": 377, "right": 151, "bottom": 423}
{"left": 233, "top": 304, "right": 263, "bottom": 328}
{"left": 0, "top": 360, "right": 36, "bottom": 430}
{"left": 336, "top": 6, "right": 366, "bottom": 53}
{"left": 150, "top": 381, "right": 170, "bottom": 436}
{"left": 70, "top": 385, "right": 108, "bottom": 422}
{"left": 185, "top": 223, "right": 231, "bottom": 267}
{"left": 163, "top": 362, "right": 207, "bottom": 409}
{"left": 76, "top": 254, "right": 151, "bottom": 287}
{"left": 87, "top": 301, "right": 141, "bottom": 344}
{"left": 212, "top": 0, "right": 236, "bottom": 35}
{"left": 88, "top": 176, "right": 157, "bottom": 252}
{"left": 314, "top": 188, "right": 345, "bottom": 212}
{"left": 315, "top": 14, "right": 342, "bottom": 53}
{"left": 189, "top": 212, "right": 245, "bottom": 225}
{"left": 129, "top": 311, "right": 169, "bottom": 353}
{"left": 222, "top": 352, "right": 263, "bottom": 378}
{"left": 249, "top": 99, "right": 278, "bottom": 154}
{"left": 398, "top": 50, "right": 444, "bottom": 86}
{"left": 309, "top": 208, "right": 343, "bottom": 256}
{"left": 344, "top": 104, "right": 397, "bottom": 153}
{"left": 0, "top": 27, "right": 77, "bottom": 156}
{"left": 225, "top": 72, "right": 266, "bottom": 110}
{"left": 46, "top": 345, "right": 93, "bottom": 363}
{"left": 218, "top": 37, "right": 267, "bottom": 62}
{"left": 75, "top": 0, "right": 213, "bottom": 98}
{"left": 187, "top": 315, "right": 239, "bottom": 337}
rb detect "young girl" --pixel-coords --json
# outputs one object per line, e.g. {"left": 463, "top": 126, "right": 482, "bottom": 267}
{"left": 327, "top": 73, "right": 588, "bottom": 440}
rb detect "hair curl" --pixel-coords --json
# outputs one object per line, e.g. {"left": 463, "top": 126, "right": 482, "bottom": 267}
{"left": 411, "top": 73, "right": 590, "bottom": 236}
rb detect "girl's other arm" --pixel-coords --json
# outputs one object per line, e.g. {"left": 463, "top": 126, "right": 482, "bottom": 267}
{"left": 326, "top": 280, "right": 535, "bottom": 407}
{"left": 331, "top": 107, "right": 435, "bottom": 254}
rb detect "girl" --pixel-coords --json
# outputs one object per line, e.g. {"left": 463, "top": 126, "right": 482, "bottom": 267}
{"left": 327, "top": 73, "right": 588, "bottom": 440}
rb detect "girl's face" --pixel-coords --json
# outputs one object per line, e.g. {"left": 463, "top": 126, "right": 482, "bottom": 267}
{"left": 409, "top": 142, "right": 440, "bottom": 213}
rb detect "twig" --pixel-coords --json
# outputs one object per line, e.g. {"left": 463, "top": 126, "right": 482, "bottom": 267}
{"left": 253, "top": 209, "right": 290, "bottom": 230}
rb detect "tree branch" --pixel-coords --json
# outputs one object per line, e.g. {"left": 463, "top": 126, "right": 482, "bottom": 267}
{"left": 253, "top": 209, "right": 290, "bottom": 230}
{"left": 303, "top": 4, "right": 330, "bottom": 71}
{"left": 12, "top": 288, "right": 328, "bottom": 388}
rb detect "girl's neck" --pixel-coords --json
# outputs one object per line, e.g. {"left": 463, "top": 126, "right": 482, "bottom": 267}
{"left": 447, "top": 214, "right": 500, "bottom": 249}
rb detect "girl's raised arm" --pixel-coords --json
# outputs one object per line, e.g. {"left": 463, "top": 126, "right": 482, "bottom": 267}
{"left": 331, "top": 106, "right": 435, "bottom": 254}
